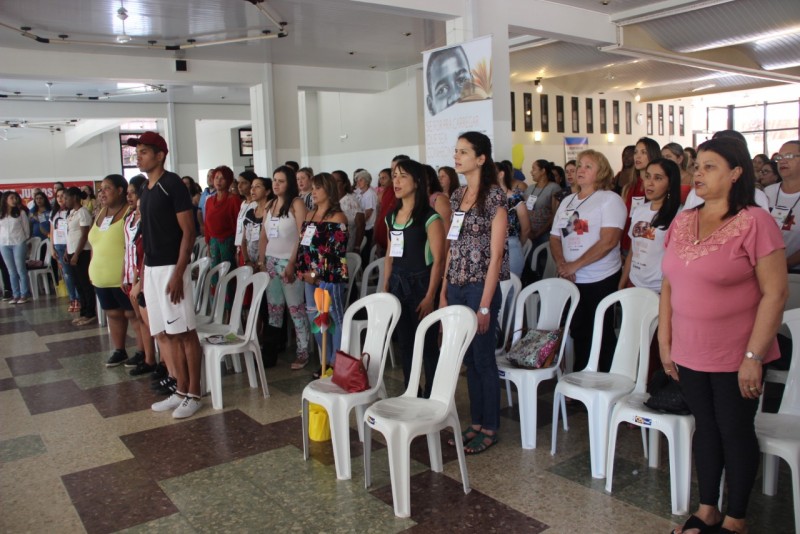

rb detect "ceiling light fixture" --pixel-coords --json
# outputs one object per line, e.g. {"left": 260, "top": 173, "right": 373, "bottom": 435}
{"left": 634, "top": 89, "right": 641, "bottom": 102}
{"left": 690, "top": 84, "right": 717, "bottom": 92}
{"left": 116, "top": 0, "right": 131, "bottom": 44}
{"left": 534, "top": 78, "right": 543, "bottom": 94}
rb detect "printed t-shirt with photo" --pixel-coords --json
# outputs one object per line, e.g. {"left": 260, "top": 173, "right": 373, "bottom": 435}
{"left": 550, "top": 190, "right": 627, "bottom": 284}
{"left": 764, "top": 183, "right": 800, "bottom": 258}
{"left": 627, "top": 202, "right": 667, "bottom": 293}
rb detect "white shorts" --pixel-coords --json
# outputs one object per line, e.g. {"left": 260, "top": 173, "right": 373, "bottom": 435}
{"left": 143, "top": 264, "right": 197, "bottom": 336}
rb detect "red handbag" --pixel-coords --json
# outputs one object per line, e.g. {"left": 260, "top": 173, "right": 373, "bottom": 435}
{"left": 331, "top": 351, "right": 371, "bottom": 393}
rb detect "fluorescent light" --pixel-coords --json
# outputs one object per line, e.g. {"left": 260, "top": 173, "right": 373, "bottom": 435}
{"left": 533, "top": 131, "right": 542, "bottom": 142}
{"left": 690, "top": 84, "right": 717, "bottom": 92}
{"left": 763, "top": 60, "right": 800, "bottom": 71}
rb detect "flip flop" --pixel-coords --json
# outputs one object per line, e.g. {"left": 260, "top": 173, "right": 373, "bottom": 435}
{"left": 448, "top": 426, "right": 481, "bottom": 447}
{"left": 465, "top": 431, "right": 498, "bottom": 455}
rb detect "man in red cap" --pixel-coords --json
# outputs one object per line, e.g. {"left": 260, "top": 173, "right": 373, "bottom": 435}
{"left": 128, "top": 132, "right": 204, "bottom": 419}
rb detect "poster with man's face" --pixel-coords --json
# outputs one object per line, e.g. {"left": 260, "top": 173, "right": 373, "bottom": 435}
{"left": 423, "top": 36, "right": 494, "bottom": 170}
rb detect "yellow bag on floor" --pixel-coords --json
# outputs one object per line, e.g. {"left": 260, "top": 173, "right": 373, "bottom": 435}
{"left": 56, "top": 280, "right": 68, "bottom": 298}
{"left": 308, "top": 402, "right": 331, "bottom": 442}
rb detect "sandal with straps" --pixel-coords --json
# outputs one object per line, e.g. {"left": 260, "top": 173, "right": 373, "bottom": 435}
{"left": 448, "top": 425, "right": 481, "bottom": 447}
{"left": 671, "top": 515, "right": 723, "bottom": 534}
{"left": 465, "top": 431, "right": 498, "bottom": 455}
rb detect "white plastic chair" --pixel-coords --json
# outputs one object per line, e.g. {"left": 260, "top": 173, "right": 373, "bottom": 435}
{"left": 521, "top": 239, "right": 532, "bottom": 267}
{"left": 497, "top": 278, "right": 580, "bottom": 449}
{"left": 195, "top": 260, "right": 230, "bottom": 315}
{"left": 496, "top": 273, "right": 522, "bottom": 356}
{"left": 197, "top": 266, "right": 254, "bottom": 337}
{"left": 605, "top": 328, "right": 694, "bottom": 515}
{"left": 191, "top": 236, "right": 206, "bottom": 261}
{"left": 189, "top": 257, "right": 211, "bottom": 308}
{"left": 345, "top": 252, "right": 362, "bottom": 304}
{"left": 363, "top": 305, "right": 477, "bottom": 518}
{"left": 550, "top": 287, "right": 659, "bottom": 479}
{"left": 199, "top": 272, "right": 271, "bottom": 410}
{"left": 301, "top": 293, "right": 402, "bottom": 480}
{"left": 531, "top": 241, "right": 556, "bottom": 280}
{"left": 351, "top": 258, "right": 396, "bottom": 368}
{"left": 195, "top": 263, "right": 242, "bottom": 327}
{"left": 26, "top": 237, "right": 42, "bottom": 261}
{"left": 769, "top": 274, "right": 800, "bottom": 387}
{"left": 28, "top": 239, "right": 56, "bottom": 299}
{"left": 756, "top": 308, "right": 800, "bottom": 533}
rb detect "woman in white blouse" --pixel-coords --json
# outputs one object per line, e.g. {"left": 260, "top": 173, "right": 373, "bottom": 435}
{"left": 550, "top": 149, "right": 627, "bottom": 372}
{"left": 0, "top": 191, "right": 32, "bottom": 303}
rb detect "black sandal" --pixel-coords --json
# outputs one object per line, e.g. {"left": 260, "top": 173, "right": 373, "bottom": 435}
{"left": 671, "top": 515, "right": 723, "bottom": 534}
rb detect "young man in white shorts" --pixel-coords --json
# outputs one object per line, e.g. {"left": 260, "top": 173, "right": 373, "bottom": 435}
{"left": 129, "top": 132, "right": 204, "bottom": 419}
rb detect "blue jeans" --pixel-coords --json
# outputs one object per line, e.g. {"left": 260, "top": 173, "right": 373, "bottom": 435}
{"left": 54, "top": 244, "right": 79, "bottom": 300}
{"left": 304, "top": 281, "right": 346, "bottom": 366}
{"left": 446, "top": 281, "right": 502, "bottom": 432}
{"left": 388, "top": 267, "right": 438, "bottom": 398}
{"left": 507, "top": 235, "right": 524, "bottom": 278}
{"left": 0, "top": 243, "right": 30, "bottom": 298}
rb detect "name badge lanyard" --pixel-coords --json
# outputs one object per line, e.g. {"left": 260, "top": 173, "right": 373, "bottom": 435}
{"left": 389, "top": 213, "right": 412, "bottom": 257}
{"left": 99, "top": 205, "right": 125, "bottom": 232}
{"left": 526, "top": 186, "right": 541, "bottom": 210}
{"left": 773, "top": 187, "right": 800, "bottom": 224}
{"left": 447, "top": 196, "right": 475, "bottom": 241}
{"left": 562, "top": 190, "right": 596, "bottom": 216}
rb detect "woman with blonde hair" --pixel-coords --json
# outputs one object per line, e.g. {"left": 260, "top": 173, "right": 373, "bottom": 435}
{"left": 550, "top": 149, "right": 627, "bottom": 372}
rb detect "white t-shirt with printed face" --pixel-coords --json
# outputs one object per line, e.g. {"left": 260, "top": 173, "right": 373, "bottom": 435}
{"left": 551, "top": 190, "right": 627, "bottom": 284}
{"left": 628, "top": 202, "right": 667, "bottom": 293}
{"left": 764, "top": 183, "right": 800, "bottom": 258}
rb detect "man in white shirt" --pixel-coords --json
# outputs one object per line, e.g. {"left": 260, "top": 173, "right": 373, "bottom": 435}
{"left": 765, "top": 140, "right": 800, "bottom": 271}
{"left": 354, "top": 169, "right": 377, "bottom": 264}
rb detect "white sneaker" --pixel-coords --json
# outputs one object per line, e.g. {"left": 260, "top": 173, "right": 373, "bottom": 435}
{"left": 172, "top": 396, "right": 202, "bottom": 419}
{"left": 152, "top": 394, "right": 183, "bottom": 412}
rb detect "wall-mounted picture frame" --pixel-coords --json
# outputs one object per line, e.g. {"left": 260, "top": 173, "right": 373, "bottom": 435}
{"left": 571, "top": 97, "right": 580, "bottom": 133}
{"left": 586, "top": 98, "right": 594, "bottom": 134}
{"left": 511, "top": 92, "right": 516, "bottom": 132}
{"left": 658, "top": 104, "right": 664, "bottom": 136}
{"left": 540, "top": 94, "right": 549, "bottom": 132}
{"left": 523, "top": 92, "right": 533, "bottom": 132}
{"left": 669, "top": 105, "right": 675, "bottom": 136}
{"left": 612, "top": 100, "right": 620, "bottom": 135}
{"left": 556, "top": 95, "right": 565, "bottom": 133}
{"left": 599, "top": 99, "right": 607, "bottom": 134}
{"left": 646, "top": 103, "right": 653, "bottom": 135}
{"left": 239, "top": 128, "right": 253, "bottom": 156}
{"left": 679, "top": 106, "right": 685, "bottom": 136}
{"left": 625, "top": 101, "right": 632, "bottom": 135}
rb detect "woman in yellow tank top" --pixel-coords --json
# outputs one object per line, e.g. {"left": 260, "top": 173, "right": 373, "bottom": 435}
{"left": 88, "top": 174, "right": 146, "bottom": 368}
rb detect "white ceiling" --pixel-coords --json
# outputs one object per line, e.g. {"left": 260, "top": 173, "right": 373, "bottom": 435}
{"left": 0, "top": 0, "right": 798, "bottom": 110}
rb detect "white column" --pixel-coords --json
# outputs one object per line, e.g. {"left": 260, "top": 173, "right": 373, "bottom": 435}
{"left": 250, "top": 64, "right": 277, "bottom": 176}
{"left": 165, "top": 103, "right": 178, "bottom": 172}
{"left": 298, "top": 90, "right": 321, "bottom": 170}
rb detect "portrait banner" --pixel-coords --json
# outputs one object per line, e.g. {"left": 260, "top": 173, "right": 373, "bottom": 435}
{"left": 564, "top": 137, "right": 589, "bottom": 163}
{"left": 423, "top": 35, "right": 494, "bottom": 172}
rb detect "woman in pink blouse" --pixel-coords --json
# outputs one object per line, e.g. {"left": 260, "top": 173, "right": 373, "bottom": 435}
{"left": 659, "top": 137, "right": 787, "bottom": 534}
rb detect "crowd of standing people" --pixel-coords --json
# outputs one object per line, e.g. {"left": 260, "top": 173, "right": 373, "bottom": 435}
{"left": 2, "top": 130, "right": 798, "bottom": 534}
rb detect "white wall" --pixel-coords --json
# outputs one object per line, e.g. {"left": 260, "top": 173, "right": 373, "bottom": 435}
{"left": 194, "top": 119, "right": 252, "bottom": 177}
{"left": 312, "top": 67, "right": 423, "bottom": 174}
{"left": 0, "top": 101, "right": 250, "bottom": 183}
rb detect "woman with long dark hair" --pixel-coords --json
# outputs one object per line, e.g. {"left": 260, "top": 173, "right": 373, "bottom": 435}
{"left": 50, "top": 188, "right": 80, "bottom": 311}
{"left": 425, "top": 164, "right": 452, "bottom": 225}
{"left": 621, "top": 137, "right": 661, "bottom": 255}
{"left": 526, "top": 159, "right": 561, "bottom": 250}
{"left": 64, "top": 187, "right": 96, "bottom": 324}
{"left": 384, "top": 159, "right": 445, "bottom": 397}
{"left": 437, "top": 165, "right": 460, "bottom": 198}
{"left": 296, "top": 173, "right": 348, "bottom": 376}
{"left": 441, "top": 131, "right": 509, "bottom": 454}
{"left": 660, "top": 138, "right": 787, "bottom": 534}
{"left": 619, "top": 158, "right": 681, "bottom": 292}
{"left": 258, "top": 168, "right": 311, "bottom": 369}
{"left": 498, "top": 160, "right": 530, "bottom": 277}
{"left": 29, "top": 191, "right": 52, "bottom": 240}
{"left": 0, "top": 191, "right": 31, "bottom": 304}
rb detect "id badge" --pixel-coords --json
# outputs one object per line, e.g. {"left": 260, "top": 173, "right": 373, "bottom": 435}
{"left": 300, "top": 224, "right": 316, "bottom": 246}
{"left": 770, "top": 206, "right": 790, "bottom": 228}
{"left": 526, "top": 195, "right": 537, "bottom": 210}
{"left": 54, "top": 220, "right": 67, "bottom": 244}
{"left": 268, "top": 217, "right": 279, "bottom": 238}
{"left": 99, "top": 216, "right": 113, "bottom": 231}
{"left": 248, "top": 223, "right": 261, "bottom": 242}
{"left": 389, "top": 231, "right": 404, "bottom": 257}
{"left": 631, "top": 196, "right": 645, "bottom": 210}
{"left": 447, "top": 211, "right": 466, "bottom": 240}
{"left": 555, "top": 209, "right": 574, "bottom": 229}
{"left": 234, "top": 218, "right": 245, "bottom": 246}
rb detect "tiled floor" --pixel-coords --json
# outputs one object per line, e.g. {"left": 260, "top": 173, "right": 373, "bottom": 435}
{"left": 0, "top": 295, "right": 795, "bottom": 533}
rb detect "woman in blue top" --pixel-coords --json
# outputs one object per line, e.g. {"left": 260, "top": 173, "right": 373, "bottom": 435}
{"left": 383, "top": 159, "right": 445, "bottom": 397}
{"left": 30, "top": 191, "right": 52, "bottom": 240}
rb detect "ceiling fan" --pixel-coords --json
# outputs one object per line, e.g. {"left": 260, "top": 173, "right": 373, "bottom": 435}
{"left": 0, "top": 119, "right": 79, "bottom": 132}
{"left": 0, "top": 81, "right": 167, "bottom": 102}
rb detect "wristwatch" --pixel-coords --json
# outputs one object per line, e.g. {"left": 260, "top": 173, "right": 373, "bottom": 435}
{"left": 744, "top": 351, "right": 763, "bottom": 362}
{"left": 310, "top": 271, "right": 317, "bottom": 284}
{"left": 478, "top": 307, "right": 490, "bottom": 316}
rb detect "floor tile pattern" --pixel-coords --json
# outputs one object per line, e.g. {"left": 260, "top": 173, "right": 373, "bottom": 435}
{"left": 0, "top": 295, "right": 795, "bottom": 533}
